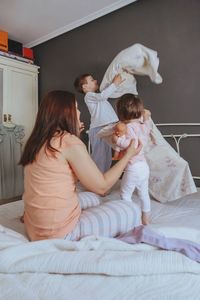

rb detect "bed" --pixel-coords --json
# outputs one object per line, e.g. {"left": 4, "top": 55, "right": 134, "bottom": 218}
{"left": 0, "top": 185, "right": 200, "bottom": 300}
{"left": 0, "top": 124, "right": 200, "bottom": 300}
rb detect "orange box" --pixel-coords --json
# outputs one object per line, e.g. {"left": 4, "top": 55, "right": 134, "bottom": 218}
{"left": 0, "top": 30, "right": 8, "bottom": 52}
{"left": 23, "top": 47, "right": 34, "bottom": 60}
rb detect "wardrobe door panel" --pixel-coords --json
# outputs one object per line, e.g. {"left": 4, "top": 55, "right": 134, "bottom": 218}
{"left": 0, "top": 67, "right": 3, "bottom": 123}
{"left": 7, "top": 67, "right": 38, "bottom": 144}
{"left": 0, "top": 57, "right": 39, "bottom": 200}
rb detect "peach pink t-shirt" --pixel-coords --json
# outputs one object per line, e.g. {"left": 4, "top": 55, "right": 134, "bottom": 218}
{"left": 23, "top": 133, "right": 82, "bottom": 241}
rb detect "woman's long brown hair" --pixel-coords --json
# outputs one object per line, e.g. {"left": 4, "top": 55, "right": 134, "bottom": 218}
{"left": 20, "top": 90, "right": 79, "bottom": 166}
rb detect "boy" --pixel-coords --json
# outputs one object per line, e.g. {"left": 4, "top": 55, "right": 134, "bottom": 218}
{"left": 74, "top": 74, "right": 122, "bottom": 172}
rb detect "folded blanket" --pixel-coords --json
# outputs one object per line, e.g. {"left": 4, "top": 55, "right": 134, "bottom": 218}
{"left": 117, "top": 225, "right": 200, "bottom": 263}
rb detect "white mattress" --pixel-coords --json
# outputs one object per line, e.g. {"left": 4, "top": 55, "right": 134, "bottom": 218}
{"left": 1, "top": 187, "right": 200, "bottom": 300}
{"left": 0, "top": 199, "right": 25, "bottom": 236}
{"left": 0, "top": 186, "right": 200, "bottom": 238}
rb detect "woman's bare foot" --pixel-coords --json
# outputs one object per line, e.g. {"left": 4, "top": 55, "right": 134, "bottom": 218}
{"left": 142, "top": 211, "right": 151, "bottom": 225}
{"left": 101, "top": 190, "right": 110, "bottom": 197}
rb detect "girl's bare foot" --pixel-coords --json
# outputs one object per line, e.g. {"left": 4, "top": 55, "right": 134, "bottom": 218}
{"left": 142, "top": 211, "right": 151, "bottom": 225}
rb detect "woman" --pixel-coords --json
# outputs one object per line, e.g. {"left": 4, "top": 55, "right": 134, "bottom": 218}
{"left": 20, "top": 90, "right": 142, "bottom": 241}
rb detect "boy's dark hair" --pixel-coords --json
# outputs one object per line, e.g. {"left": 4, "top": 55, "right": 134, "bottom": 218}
{"left": 74, "top": 74, "right": 90, "bottom": 94}
{"left": 116, "top": 94, "right": 144, "bottom": 121}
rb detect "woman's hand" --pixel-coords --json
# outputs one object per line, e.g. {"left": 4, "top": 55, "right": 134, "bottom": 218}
{"left": 65, "top": 139, "right": 142, "bottom": 195}
{"left": 79, "top": 122, "right": 85, "bottom": 133}
{"left": 125, "top": 139, "right": 143, "bottom": 158}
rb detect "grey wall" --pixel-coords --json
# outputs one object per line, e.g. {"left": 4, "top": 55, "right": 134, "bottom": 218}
{"left": 33, "top": 0, "right": 200, "bottom": 182}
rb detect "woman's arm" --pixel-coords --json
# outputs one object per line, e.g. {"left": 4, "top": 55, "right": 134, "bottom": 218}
{"left": 65, "top": 140, "right": 142, "bottom": 195}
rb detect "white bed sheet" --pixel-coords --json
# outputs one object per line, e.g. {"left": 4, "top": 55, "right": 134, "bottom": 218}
{"left": 0, "top": 185, "right": 200, "bottom": 300}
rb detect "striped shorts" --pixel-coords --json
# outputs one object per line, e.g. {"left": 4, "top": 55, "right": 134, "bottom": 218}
{"left": 65, "top": 194, "right": 141, "bottom": 241}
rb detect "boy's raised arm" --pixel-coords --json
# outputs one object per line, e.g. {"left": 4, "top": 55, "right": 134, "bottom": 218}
{"left": 100, "top": 74, "right": 123, "bottom": 100}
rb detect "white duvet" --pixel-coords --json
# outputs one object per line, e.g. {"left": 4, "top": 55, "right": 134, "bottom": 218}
{"left": 0, "top": 223, "right": 200, "bottom": 300}
{"left": 98, "top": 119, "right": 197, "bottom": 202}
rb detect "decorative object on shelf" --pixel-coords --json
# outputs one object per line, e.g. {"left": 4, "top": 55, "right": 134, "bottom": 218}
{"left": 3, "top": 114, "right": 16, "bottom": 128}
{"left": 0, "top": 32, "right": 34, "bottom": 64}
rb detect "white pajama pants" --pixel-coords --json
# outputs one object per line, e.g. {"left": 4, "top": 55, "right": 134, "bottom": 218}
{"left": 65, "top": 193, "right": 141, "bottom": 241}
{"left": 121, "top": 160, "right": 151, "bottom": 213}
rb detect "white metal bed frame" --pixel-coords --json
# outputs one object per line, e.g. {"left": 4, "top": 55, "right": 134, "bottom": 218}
{"left": 156, "top": 123, "right": 200, "bottom": 180}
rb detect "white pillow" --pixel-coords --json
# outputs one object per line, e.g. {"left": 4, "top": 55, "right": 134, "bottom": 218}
{"left": 100, "top": 43, "right": 163, "bottom": 98}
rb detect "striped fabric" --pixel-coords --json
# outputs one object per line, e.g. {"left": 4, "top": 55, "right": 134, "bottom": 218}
{"left": 65, "top": 199, "right": 141, "bottom": 241}
{"left": 78, "top": 192, "right": 101, "bottom": 210}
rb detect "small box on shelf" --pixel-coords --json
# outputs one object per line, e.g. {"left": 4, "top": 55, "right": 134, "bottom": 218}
{"left": 8, "top": 39, "right": 23, "bottom": 56}
{"left": 0, "top": 30, "right": 8, "bottom": 52}
{"left": 23, "top": 47, "right": 34, "bottom": 60}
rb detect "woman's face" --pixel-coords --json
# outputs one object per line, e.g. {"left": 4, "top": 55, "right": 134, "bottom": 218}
{"left": 75, "top": 101, "right": 85, "bottom": 134}
{"left": 76, "top": 101, "right": 81, "bottom": 123}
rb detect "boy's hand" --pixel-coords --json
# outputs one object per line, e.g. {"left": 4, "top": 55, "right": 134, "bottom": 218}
{"left": 112, "top": 74, "right": 123, "bottom": 86}
{"left": 143, "top": 109, "right": 151, "bottom": 121}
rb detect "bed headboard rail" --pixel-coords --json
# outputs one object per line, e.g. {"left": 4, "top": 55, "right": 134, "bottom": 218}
{"left": 156, "top": 123, "right": 200, "bottom": 180}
